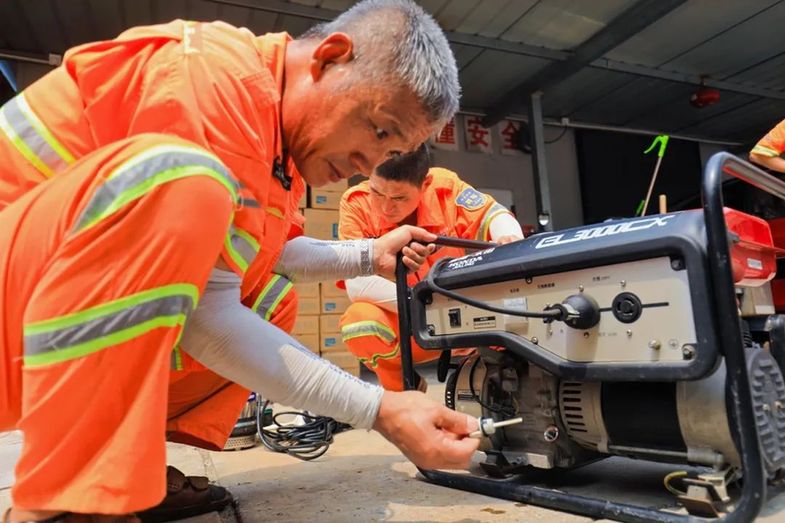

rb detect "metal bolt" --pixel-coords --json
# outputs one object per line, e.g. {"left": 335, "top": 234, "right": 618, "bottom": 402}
{"left": 578, "top": 285, "right": 584, "bottom": 292}
{"left": 543, "top": 425, "right": 560, "bottom": 442}
{"left": 531, "top": 337, "right": 539, "bottom": 344}
{"left": 620, "top": 280, "right": 627, "bottom": 288}
{"left": 682, "top": 345, "right": 696, "bottom": 360}
{"left": 626, "top": 330, "right": 633, "bottom": 338}
{"left": 775, "top": 401, "right": 784, "bottom": 412}
{"left": 648, "top": 339, "right": 661, "bottom": 350}
{"left": 583, "top": 332, "right": 590, "bottom": 338}
{"left": 668, "top": 339, "right": 679, "bottom": 349}
{"left": 763, "top": 403, "right": 772, "bottom": 413}
{"left": 525, "top": 277, "right": 533, "bottom": 284}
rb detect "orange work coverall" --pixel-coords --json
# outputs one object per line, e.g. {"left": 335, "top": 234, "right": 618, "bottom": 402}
{"left": 338, "top": 168, "right": 513, "bottom": 390}
{"left": 0, "top": 21, "right": 302, "bottom": 513}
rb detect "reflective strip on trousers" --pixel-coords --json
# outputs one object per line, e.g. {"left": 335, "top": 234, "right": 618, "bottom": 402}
{"left": 73, "top": 144, "right": 239, "bottom": 233}
{"left": 357, "top": 344, "right": 400, "bottom": 368}
{"left": 0, "top": 92, "right": 75, "bottom": 178}
{"left": 23, "top": 283, "right": 200, "bottom": 367}
{"left": 341, "top": 320, "right": 397, "bottom": 344}
{"left": 477, "top": 203, "right": 509, "bottom": 242}
{"left": 224, "top": 226, "right": 260, "bottom": 274}
{"left": 252, "top": 274, "right": 293, "bottom": 321}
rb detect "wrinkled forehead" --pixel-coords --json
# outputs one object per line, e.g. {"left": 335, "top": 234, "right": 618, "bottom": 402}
{"left": 363, "top": 82, "right": 438, "bottom": 149}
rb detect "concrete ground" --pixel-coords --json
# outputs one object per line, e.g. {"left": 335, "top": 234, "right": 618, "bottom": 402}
{"left": 2, "top": 368, "right": 785, "bottom": 522}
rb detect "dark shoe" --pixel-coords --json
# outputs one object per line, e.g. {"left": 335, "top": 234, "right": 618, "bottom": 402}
{"left": 137, "top": 466, "right": 232, "bottom": 522}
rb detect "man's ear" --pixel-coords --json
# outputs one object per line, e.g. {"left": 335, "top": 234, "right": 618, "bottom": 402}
{"left": 310, "top": 32, "right": 354, "bottom": 81}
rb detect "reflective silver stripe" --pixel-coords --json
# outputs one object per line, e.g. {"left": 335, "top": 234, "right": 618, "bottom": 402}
{"left": 478, "top": 202, "right": 508, "bottom": 241}
{"left": 74, "top": 147, "right": 238, "bottom": 232}
{"left": 1, "top": 95, "right": 71, "bottom": 174}
{"left": 240, "top": 197, "right": 261, "bottom": 208}
{"left": 24, "top": 294, "right": 195, "bottom": 358}
{"left": 254, "top": 275, "right": 293, "bottom": 320}
{"left": 230, "top": 227, "right": 260, "bottom": 269}
{"left": 341, "top": 321, "right": 397, "bottom": 344}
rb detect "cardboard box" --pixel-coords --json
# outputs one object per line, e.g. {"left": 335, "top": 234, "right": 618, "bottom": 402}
{"left": 292, "top": 314, "right": 319, "bottom": 336}
{"left": 294, "top": 282, "right": 320, "bottom": 299}
{"left": 320, "top": 280, "right": 346, "bottom": 299}
{"left": 323, "top": 350, "right": 358, "bottom": 369}
{"left": 298, "top": 296, "right": 320, "bottom": 316}
{"left": 303, "top": 209, "right": 340, "bottom": 241}
{"left": 320, "top": 332, "right": 349, "bottom": 354}
{"left": 320, "top": 179, "right": 349, "bottom": 193}
{"left": 319, "top": 314, "right": 342, "bottom": 334}
{"left": 321, "top": 295, "right": 351, "bottom": 315}
{"left": 293, "top": 333, "right": 319, "bottom": 354}
{"left": 309, "top": 189, "right": 342, "bottom": 210}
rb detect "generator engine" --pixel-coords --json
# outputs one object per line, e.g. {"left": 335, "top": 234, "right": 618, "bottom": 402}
{"left": 410, "top": 209, "right": 785, "bottom": 484}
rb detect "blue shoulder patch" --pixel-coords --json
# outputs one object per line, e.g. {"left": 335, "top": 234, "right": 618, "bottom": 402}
{"left": 455, "top": 188, "right": 487, "bottom": 210}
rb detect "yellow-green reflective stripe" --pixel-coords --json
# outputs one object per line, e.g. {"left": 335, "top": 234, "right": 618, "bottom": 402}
{"left": 252, "top": 275, "right": 293, "bottom": 321}
{"left": 751, "top": 145, "right": 780, "bottom": 157}
{"left": 74, "top": 145, "right": 238, "bottom": 233}
{"left": 341, "top": 320, "right": 396, "bottom": 344}
{"left": 0, "top": 107, "right": 53, "bottom": 177}
{"left": 358, "top": 344, "right": 400, "bottom": 368}
{"left": 15, "top": 94, "right": 75, "bottom": 165}
{"left": 225, "top": 227, "right": 259, "bottom": 274}
{"left": 23, "top": 283, "right": 199, "bottom": 367}
{"left": 171, "top": 346, "right": 184, "bottom": 371}
{"left": 0, "top": 93, "right": 75, "bottom": 178}
{"left": 478, "top": 203, "right": 509, "bottom": 242}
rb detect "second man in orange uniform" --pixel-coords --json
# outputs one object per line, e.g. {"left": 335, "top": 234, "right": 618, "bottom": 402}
{"left": 339, "top": 145, "right": 524, "bottom": 391}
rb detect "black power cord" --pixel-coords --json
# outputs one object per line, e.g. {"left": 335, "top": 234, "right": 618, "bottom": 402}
{"left": 257, "top": 401, "right": 352, "bottom": 461}
{"left": 426, "top": 259, "right": 566, "bottom": 320}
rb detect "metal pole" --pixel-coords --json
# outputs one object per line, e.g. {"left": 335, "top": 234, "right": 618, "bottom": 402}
{"left": 527, "top": 91, "right": 553, "bottom": 231}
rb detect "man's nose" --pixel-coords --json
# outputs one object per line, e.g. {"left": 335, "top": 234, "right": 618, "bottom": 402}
{"left": 382, "top": 200, "right": 396, "bottom": 215}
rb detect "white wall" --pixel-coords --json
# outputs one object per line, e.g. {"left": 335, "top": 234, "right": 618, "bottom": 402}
{"left": 430, "top": 119, "right": 584, "bottom": 230}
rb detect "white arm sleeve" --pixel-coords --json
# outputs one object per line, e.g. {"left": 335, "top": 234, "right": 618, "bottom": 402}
{"left": 180, "top": 269, "right": 383, "bottom": 429}
{"left": 489, "top": 212, "right": 524, "bottom": 241}
{"left": 273, "top": 236, "right": 374, "bottom": 283}
{"left": 345, "top": 275, "right": 399, "bottom": 313}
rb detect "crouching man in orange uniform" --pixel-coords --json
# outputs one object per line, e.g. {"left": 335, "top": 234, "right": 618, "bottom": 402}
{"left": 338, "top": 144, "right": 523, "bottom": 391}
{"left": 0, "top": 1, "right": 481, "bottom": 521}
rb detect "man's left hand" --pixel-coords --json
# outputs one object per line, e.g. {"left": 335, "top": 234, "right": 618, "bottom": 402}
{"left": 373, "top": 225, "right": 437, "bottom": 278}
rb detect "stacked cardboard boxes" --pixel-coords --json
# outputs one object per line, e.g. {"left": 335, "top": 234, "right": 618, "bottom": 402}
{"left": 294, "top": 178, "right": 360, "bottom": 376}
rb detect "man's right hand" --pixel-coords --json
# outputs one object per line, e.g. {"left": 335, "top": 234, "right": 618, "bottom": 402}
{"left": 373, "top": 390, "right": 479, "bottom": 470}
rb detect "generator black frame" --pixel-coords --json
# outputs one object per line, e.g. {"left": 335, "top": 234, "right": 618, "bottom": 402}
{"left": 396, "top": 152, "right": 776, "bottom": 522}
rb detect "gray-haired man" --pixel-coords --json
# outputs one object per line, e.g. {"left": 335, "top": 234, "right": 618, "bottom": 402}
{"left": 0, "top": 0, "right": 478, "bottom": 521}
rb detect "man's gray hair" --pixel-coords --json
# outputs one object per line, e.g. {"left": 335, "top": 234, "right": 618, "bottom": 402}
{"left": 302, "top": 0, "right": 460, "bottom": 125}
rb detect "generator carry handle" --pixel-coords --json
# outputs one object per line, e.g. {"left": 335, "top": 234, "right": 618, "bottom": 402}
{"left": 699, "top": 152, "right": 778, "bottom": 523}
{"left": 395, "top": 236, "right": 496, "bottom": 389}
{"left": 392, "top": 152, "right": 776, "bottom": 523}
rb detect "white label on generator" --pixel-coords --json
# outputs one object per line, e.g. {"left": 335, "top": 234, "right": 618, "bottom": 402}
{"left": 747, "top": 258, "right": 763, "bottom": 270}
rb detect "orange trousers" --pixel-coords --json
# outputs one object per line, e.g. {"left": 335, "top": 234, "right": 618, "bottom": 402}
{"left": 339, "top": 302, "right": 441, "bottom": 391}
{"left": 0, "top": 134, "right": 240, "bottom": 513}
{"left": 166, "top": 274, "right": 298, "bottom": 450}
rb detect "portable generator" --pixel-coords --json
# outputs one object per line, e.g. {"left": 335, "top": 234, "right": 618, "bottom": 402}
{"left": 395, "top": 153, "right": 785, "bottom": 522}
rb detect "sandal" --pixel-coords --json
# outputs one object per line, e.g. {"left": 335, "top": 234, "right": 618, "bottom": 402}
{"left": 136, "top": 466, "right": 232, "bottom": 522}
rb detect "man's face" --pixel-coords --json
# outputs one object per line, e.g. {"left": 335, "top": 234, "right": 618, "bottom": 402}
{"left": 368, "top": 174, "right": 423, "bottom": 224}
{"left": 288, "top": 75, "right": 435, "bottom": 187}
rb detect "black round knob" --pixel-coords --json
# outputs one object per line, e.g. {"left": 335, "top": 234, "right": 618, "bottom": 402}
{"left": 562, "top": 294, "right": 601, "bottom": 330}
